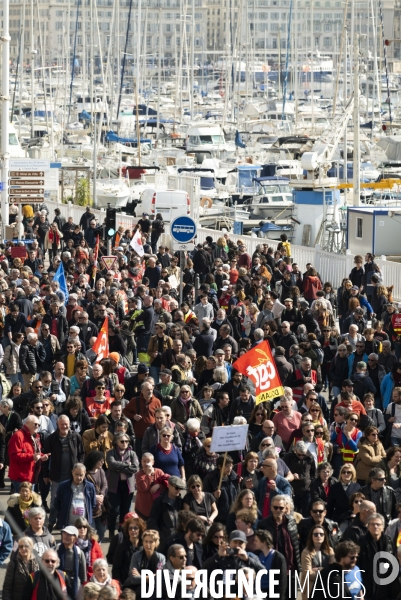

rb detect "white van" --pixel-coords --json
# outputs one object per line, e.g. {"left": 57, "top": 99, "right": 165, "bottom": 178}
{"left": 139, "top": 189, "right": 190, "bottom": 222}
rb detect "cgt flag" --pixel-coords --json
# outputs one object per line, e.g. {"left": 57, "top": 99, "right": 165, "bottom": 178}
{"left": 92, "top": 316, "right": 109, "bottom": 363}
{"left": 232, "top": 340, "right": 284, "bottom": 405}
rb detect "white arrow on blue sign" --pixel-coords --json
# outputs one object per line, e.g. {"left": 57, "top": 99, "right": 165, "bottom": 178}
{"left": 170, "top": 216, "right": 197, "bottom": 244}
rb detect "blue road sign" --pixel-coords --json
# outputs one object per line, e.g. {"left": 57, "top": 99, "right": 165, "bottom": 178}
{"left": 170, "top": 216, "right": 197, "bottom": 244}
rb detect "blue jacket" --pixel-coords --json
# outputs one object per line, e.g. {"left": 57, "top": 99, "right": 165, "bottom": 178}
{"left": 0, "top": 519, "right": 13, "bottom": 564}
{"left": 348, "top": 353, "right": 369, "bottom": 378}
{"left": 54, "top": 478, "right": 96, "bottom": 529}
{"left": 381, "top": 372, "right": 395, "bottom": 410}
{"left": 255, "top": 475, "right": 292, "bottom": 514}
{"left": 359, "top": 295, "right": 373, "bottom": 317}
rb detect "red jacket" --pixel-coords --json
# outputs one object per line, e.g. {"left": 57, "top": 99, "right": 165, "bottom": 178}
{"left": 303, "top": 276, "right": 322, "bottom": 300}
{"left": 8, "top": 426, "right": 41, "bottom": 483}
{"left": 81, "top": 539, "right": 104, "bottom": 579}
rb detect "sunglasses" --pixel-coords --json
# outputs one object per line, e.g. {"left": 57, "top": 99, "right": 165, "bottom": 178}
{"left": 310, "top": 408, "right": 320, "bottom": 412}
{"left": 34, "top": 385, "right": 43, "bottom": 389}
{"left": 161, "top": 434, "right": 171, "bottom": 438}
{"left": 348, "top": 555, "right": 358, "bottom": 560}
{"left": 313, "top": 532, "right": 325, "bottom": 537}
{"left": 261, "top": 443, "right": 271, "bottom": 447}
{"left": 348, "top": 418, "right": 358, "bottom": 422}
{"left": 272, "top": 506, "right": 285, "bottom": 511}
{"left": 304, "top": 429, "right": 315, "bottom": 433}
{"left": 119, "top": 440, "right": 129, "bottom": 444}
{"left": 129, "top": 526, "right": 139, "bottom": 531}
{"left": 374, "top": 477, "right": 386, "bottom": 481}
{"left": 312, "top": 509, "right": 324, "bottom": 514}
{"left": 177, "top": 555, "right": 187, "bottom": 560}
{"left": 191, "top": 484, "right": 201, "bottom": 489}
{"left": 44, "top": 559, "right": 57, "bottom": 564}
{"left": 315, "top": 431, "right": 324, "bottom": 436}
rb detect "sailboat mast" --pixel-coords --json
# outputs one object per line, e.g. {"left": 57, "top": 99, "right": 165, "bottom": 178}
{"left": 30, "top": 0, "right": 35, "bottom": 137}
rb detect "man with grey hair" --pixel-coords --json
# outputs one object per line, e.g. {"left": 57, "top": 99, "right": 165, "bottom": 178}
{"left": 54, "top": 463, "right": 96, "bottom": 530}
{"left": 42, "top": 301, "right": 68, "bottom": 346}
{"left": 283, "top": 441, "right": 316, "bottom": 515}
{"left": 19, "top": 333, "right": 46, "bottom": 392}
{"left": 77, "top": 311, "right": 98, "bottom": 348}
{"left": 277, "top": 321, "right": 298, "bottom": 358}
{"left": 379, "top": 339, "right": 398, "bottom": 373}
{"left": 252, "top": 328, "right": 264, "bottom": 346}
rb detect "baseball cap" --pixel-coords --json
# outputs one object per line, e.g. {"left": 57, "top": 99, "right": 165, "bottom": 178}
{"left": 214, "top": 349, "right": 225, "bottom": 355}
{"left": 229, "top": 530, "right": 247, "bottom": 543}
{"left": 351, "top": 285, "right": 359, "bottom": 291}
{"left": 138, "top": 363, "right": 150, "bottom": 374}
{"left": 62, "top": 526, "right": 78, "bottom": 536}
{"left": 342, "top": 379, "right": 354, "bottom": 387}
{"left": 160, "top": 369, "right": 172, "bottom": 376}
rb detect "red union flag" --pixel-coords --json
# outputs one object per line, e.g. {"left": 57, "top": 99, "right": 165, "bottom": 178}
{"left": 232, "top": 340, "right": 284, "bottom": 405}
{"left": 92, "top": 317, "right": 109, "bottom": 363}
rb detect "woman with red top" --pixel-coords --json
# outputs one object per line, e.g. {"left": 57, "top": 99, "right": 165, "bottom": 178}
{"left": 135, "top": 452, "right": 166, "bottom": 520}
{"left": 303, "top": 267, "right": 322, "bottom": 305}
{"left": 86, "top": 380, "right": 113, "bottom": 418}
{"left": 74, "top": 517, "right": 104, "bottom": 580}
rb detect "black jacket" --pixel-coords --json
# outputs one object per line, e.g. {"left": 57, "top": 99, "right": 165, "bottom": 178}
{"left": 147, "top": 490, "right": 184, "bottom": 546}
{"left": 111, "top": 535, "right": 137, "bottom": 584}
{"left": 202, "top": 551, "right": 264, "bottom": 579}
{"left": 257, "top": 515, "right": 301, "bottom": 571}
{"left": 193, "top": 331, "right": 214, "bottom": 359}
{"left": 162, "top": 533, "right": 203, "bottom": 569}
{"left": 61, "top": 408, "right": 91, "bottom": 436}
{"left": 360, "top": 484, "right": 398, "bottom": 525}
{"left": 359, "top": 532, "right": 400, "bottom": 600}
{"left": 298, "top": 516, "right": 341, "bottom": 550}
{"left": 42, "top": 312, "right": 69, "bottom": 346}
{"left": 203, "top": 468, "right": 238, "bottom": 523}
{"left": 341, "top": 514, "right": 368, "bottom": 544}
{"left": 42, "top": 430, "right": 84, "bottom": 480}
{"left": 274, "top": 355, "right": 293, "bottom": 386}
{"left": 19, "top": 341, "right": 46, "bottom": 375}
{"left": 327, "top": 481, "right": 361, "bottom": 522}
{"left": 277, "top": 332, "right": 298, "bottom": 358}
{"left": 78, "top": 320, "right": 99, "bottom": 347}
{"left": 193, "top": 248, "right": 213, "bottom": 275}
{"left": 282, "top": 452, "right": 316, "bottom": 495}
{"left": 309, "top": 476, "right": 337, "bottom": 504}
{"left": 329, "top": 354, "right": 350, "bottom": 387}
{"left": 312, "top": 562, "right": 352, "bottom": 600}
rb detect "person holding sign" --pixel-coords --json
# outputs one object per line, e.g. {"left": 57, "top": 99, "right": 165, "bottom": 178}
{"left": 203, "top": 455, "right": 238, "bottom": 524}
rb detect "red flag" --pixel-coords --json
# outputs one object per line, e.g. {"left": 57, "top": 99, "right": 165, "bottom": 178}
{"left": 92, "top": 316, "right": 109, "bottom": 363}
{"left": 232, "top": 340, "right": 284, "bottom": 405}
{"left": 93, "top": 235, "right": 100, "bottom": 265}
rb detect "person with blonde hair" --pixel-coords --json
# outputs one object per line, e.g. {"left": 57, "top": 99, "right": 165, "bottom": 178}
{"left": 2, "top": 536, "right": 39, "bottom": 600}
{"left": 124, "top": 529, "right": 165, "bottom": 595}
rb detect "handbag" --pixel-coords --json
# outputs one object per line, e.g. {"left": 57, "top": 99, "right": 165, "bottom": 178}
{"left": 86, "top": 473, "right": 111, "bottom": 518}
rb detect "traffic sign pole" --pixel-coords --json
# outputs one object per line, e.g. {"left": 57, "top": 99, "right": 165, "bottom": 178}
{"left": 170, "top": 216, "right": 197, "bottom": 305}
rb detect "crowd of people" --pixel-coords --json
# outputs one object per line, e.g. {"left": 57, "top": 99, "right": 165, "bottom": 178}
{"left": 1, "top": 205, "right": 401, "bottom": 599}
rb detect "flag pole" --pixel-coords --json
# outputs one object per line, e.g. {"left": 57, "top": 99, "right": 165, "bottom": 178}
{"left": 218, "top": 452, "right": 228, "bottom": 491}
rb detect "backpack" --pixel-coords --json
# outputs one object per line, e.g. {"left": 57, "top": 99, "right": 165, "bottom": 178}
{"left": 311, "top": 341, "right": 324, "bottom": 365}
{"left": 350, "top": 376, "right": 365, "bottom": 402}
